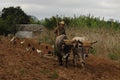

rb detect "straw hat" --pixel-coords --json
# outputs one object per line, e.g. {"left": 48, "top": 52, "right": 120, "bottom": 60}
{"left": 59, "top": 21, "right": 65, "bottom": 25}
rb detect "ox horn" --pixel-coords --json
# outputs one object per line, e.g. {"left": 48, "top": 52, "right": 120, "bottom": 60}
{"left": 78, "top": 40, "right": 83, "bottom": 44}
{"left": 91, "top": 41, "right": 97, "bottom": 44}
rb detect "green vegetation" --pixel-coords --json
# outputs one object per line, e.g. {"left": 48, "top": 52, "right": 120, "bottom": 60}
{"left": 0, "top": 6, "right": 40, "bottom": 35}
{"left": 0, "top": 6, "right": 30, "bottom": 35}
{"left": 0, "top": 6, "right": 120, "bottom": 61}
{"left": 38, "top": 30, "right": 55, "bottom": 45}
{"left": 41, "top": 14, "right": 120, "bottom": 30}
{"left": 40, "top": 69, "right": 59, "bottom": 80}
{"left": 108, "top": 53, "right": 120, "bottom": 60}
{"left": 108, "top": 46, "right": 120, "bottom": 60}
{"left": 0, "top": 6, "right": 120, "bottom": 35}
{"left": 1, "top": 6, "right": 30, "bottom": 24}
{"left": 39, "top": 27, "right": 120, "bottom": 61}
{"left": 40, "top": 69, "right": 50, "bottom": 75}
{"left": 39, "top": 15, "right": 120, "bottom": 61}
{"left": 89, "top": 48, "right": 97, "bottom": 55}
{"left": 20, "top": 69, "right": 26, "bottom": 76}
{"left": 49, "top": 71, "right": 59, "bottom": 80}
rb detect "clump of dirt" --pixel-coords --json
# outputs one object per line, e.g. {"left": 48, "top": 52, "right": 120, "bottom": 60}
{"left": 0, "top": 37, "right": 120, "bottom": 80}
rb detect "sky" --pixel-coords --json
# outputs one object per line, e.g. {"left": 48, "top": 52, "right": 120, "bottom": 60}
{"left": 0, "top": 0, "right": 120, "bottom": 21}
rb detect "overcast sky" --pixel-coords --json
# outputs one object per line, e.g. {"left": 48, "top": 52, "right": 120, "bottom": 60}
{"left": 0, "top": 0, "right": 120, "bottom": 21}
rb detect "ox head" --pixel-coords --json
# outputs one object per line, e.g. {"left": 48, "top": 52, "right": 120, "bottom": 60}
{"left": 77, "top": 40, "right": 97, "bottom": 58}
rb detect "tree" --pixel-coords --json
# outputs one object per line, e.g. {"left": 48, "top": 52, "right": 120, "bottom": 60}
{"left": 0, "top": 6, "right": 31, "bottom": 35}
{"left": 42, "top": 15, "right": 63, "bottom": 29}
{"left": 1, "top": 6, "right": 30, "bottom": 24}
{"left": 29, "top": 15, "right": 40, "bottom": 24}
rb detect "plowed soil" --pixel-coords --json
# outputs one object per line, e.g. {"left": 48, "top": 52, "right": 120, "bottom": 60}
{"left": 0, "top": 37, "right": 120, "bottom": 80}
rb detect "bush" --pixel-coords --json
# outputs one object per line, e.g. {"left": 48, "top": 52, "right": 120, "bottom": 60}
{"left": 108, "top": 53, "right": 120, "bottom": 60}
{"left": 41, "top": 14, "right": 120, "bottom": 30}
{"left": 89, "top": 48, "right": 97, "bottom": 55}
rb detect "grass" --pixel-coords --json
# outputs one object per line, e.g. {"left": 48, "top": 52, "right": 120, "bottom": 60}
{"left": 40, "top": 69, "right": 50, "bottom": 75}
{"left": 38, "top": 29, "right": 55, "bottom": 45}
{"left": 68, "top": 27, "right": 120, "bottom": 60}
{"left": 49, "top": 71, "right": 59, "bottom": 80}
{"left": 40, "top": 69, "right": 59, "bottom": 80}
{"left": 108, "top": 53, "right": 120, "bottom": 60}
{"left": 108, "top": 46, "right": 120, "bottom": 60}
{"left": 39, "top": 27, "right": 120, "bottom": 61}
{"left": 20, "top": 69, "right": 25, "bottom": 76}
{"left": 89, "top": 48, "right": 97, "bottom": 55}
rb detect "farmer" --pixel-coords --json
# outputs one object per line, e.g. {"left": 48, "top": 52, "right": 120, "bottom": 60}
{"left": 54, "top": 21, "right": 66, "bottom": 37}
{"left": 54, "top": 21, "right": 68, "bottom": 58}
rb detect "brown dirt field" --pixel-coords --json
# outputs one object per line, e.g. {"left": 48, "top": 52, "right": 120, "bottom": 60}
{"left": 0, "top": 37, "right": 120, "bottom": 80}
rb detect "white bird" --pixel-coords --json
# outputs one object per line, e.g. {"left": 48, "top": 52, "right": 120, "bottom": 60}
{"left": 10, "top": 36, "right": 16, "bottom": 42}
{"left": 26, "top": 47, "right": 30, "bottom": 52}
{"left": 36, "top": 49, "right": 42, "bottom": 54}
{"left": 20, "top": 40, "right": 25, "bottom": 44}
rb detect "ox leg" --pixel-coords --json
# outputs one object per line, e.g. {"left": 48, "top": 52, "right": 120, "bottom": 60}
{"left": 72, "top": 52, "right": 75, "bottom": 64}
{"left": 72, "top": 50, "right": 76, "bottom": 66}
{"left": 65, "top": 54, "right": 69, "bottom": 67}
{"left": 80, "top": 54, "right": 85, "bottom": 68}
{"left": 57, "top": 52, "right": 63, "bottom": 65}
{"left": 81, "top": 62, "right": 85, "bottom": 68}
{"left": 58, "top": 56, "right": 63, "bottom": 65}
{"left": 73, "top": 54, "right": 77, "bottom": 67}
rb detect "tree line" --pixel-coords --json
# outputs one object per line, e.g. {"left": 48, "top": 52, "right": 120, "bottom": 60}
{"left": 41, "top": 14, "right": 120, "bottom": 30}
{"left": 0, "top": 6, "right": 120, "bottom": 36}
{"left": 0, "top": 6, "right": 39, "bottom": 35}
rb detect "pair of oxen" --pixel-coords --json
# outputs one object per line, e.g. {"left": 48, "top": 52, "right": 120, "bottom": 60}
{"left": 55, "top": 34, "right": 97, "bottom": 68}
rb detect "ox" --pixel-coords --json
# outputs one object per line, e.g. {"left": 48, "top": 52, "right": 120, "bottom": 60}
{"left": 72, "top": 37, "right": 97, "bottom": 67}
{"left": 55, "top": 34, "right": 74, "bottom": 67}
